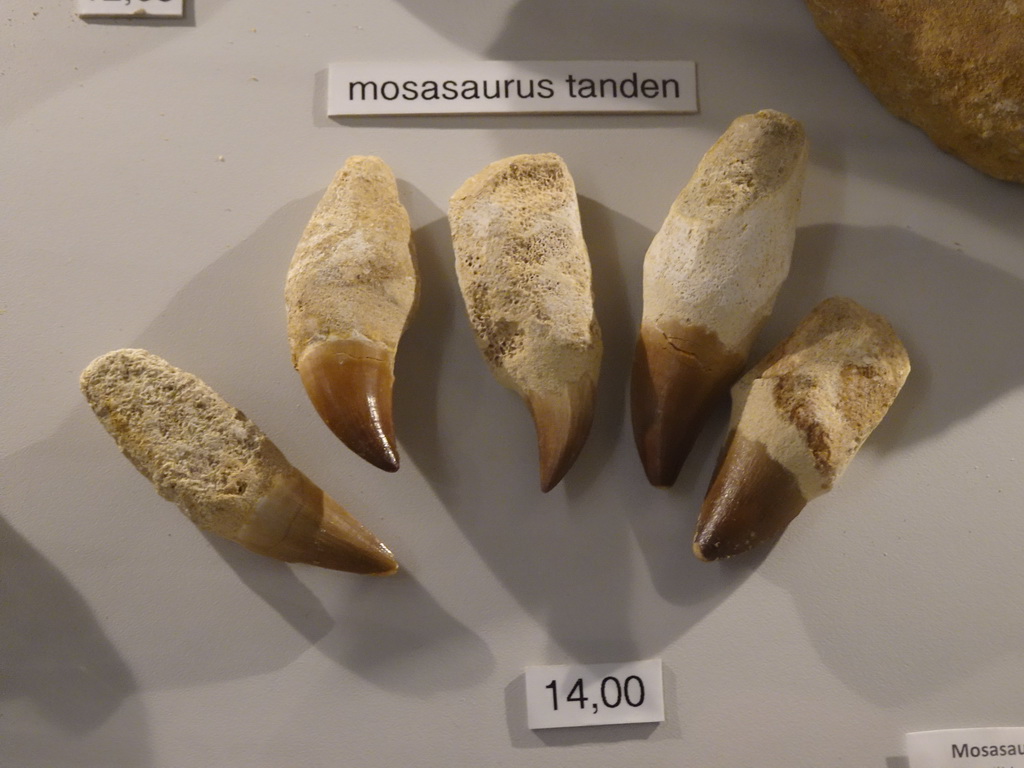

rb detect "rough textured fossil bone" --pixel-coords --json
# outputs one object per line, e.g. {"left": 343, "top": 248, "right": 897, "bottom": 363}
{"left": 80, "top": 349, "right": 398, "bottom": 575}
{"left": 631, "top": 110, "right": 808, "bottom": 487}
{"left": 285, "top": 156, "right": 418, "bottom": 472}
{"left": 449, "top": 153, "right": 602, "bottom": 492}
{"left": 694, "top": 297, "right": 910, "bottom": 561}
{"left": 805, "top": 0, "right": 1024, "bottom": 182}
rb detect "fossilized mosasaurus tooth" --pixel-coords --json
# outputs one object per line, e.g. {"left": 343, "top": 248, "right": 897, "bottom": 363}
{"left": 80, "top": 349, "right": 398, "bottom": 575}
{"left": 286, "top": 156, "right": 418, "bottom": 472}
{"left": 693, "top": 297, "right": 910, "bottom": 561}
{"left": 449, "top": 153, "right": 602, "bottom": 492}
{"left": 631, "top": 110, "right": 808, "bottom": 487}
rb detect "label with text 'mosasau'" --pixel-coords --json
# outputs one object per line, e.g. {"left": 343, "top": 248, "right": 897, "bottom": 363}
{"left": 907, "top": 727, "right": 1024, "bottom": 768}
{"left": 327, "top": 61, "right": 698, "bottom": 116}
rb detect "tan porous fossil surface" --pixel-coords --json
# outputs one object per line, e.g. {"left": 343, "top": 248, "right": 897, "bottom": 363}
{"left": 80, "top": 348, "right": 398, "bottom": 574}
{"left": 694, "top": 297, "right": 911, "bottom": 561}
{"left": 449, "top": 153, "right": 602, "bottom": 491}
{"left": 631, "top": 110, "right": 808, "bottom": 487}
{"left": 285, "top": 156, "right": 418, "bottom": 471}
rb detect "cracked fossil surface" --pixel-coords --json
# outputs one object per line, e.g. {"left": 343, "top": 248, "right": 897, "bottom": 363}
{"left": 631, "top": 110, "right": 809, "bottom": 487}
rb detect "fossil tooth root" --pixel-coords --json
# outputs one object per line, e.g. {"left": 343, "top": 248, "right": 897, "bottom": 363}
{"left": 693, "top": 297, "right": 910, "bottom": 561}
{"left": 286, "top": 155, "right": 418, "bottom": 472}
{"left": 449, "top": 153, "right": 602, "bottom": 492}
{"left": 80, "top": 348, "right": 398, "bottom": 575}
{"left": 296, "top": 338, "right": 398, "bottom": 472}
{"left": 631, "top": 109, "right": 809, "bottom": 487}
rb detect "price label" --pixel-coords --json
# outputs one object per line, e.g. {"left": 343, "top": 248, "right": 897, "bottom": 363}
{"left": 77, "top": 0, "right": 184, "bottom": 18}
{"left": 907, "top": 727, "right": 1024, "bottom": 767}
{"left": 524, "top": 659, "right": 664, "bottom": 729}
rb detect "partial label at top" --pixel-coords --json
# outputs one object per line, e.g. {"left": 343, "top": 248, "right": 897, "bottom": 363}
{"left": 327, "top": 61, "right": 698, "bottom": 117}
{"left": 77, "top": 0, "right": 184, "bottom": 18}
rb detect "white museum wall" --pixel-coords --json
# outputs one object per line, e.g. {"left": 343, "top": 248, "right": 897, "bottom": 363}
{"left": 3, "top": 1, "right": 1024, "bottom": 766}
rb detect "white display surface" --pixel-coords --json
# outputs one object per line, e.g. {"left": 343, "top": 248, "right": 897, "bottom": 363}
{"left": 3, "top": 1, "right": 1024, "bottom": 766}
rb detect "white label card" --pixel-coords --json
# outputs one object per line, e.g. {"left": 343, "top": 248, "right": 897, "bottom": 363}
{"left": 907, "top": 727, "right": 1024, "bottom": 767}
{"left": 525, "top": 659, "right": 664, "bottom": 730}
{"left": 327, "top": 61, "right": 698, "bottom": 117}
{"left": 77, "top": 0, "right": 184, "bottom": 18}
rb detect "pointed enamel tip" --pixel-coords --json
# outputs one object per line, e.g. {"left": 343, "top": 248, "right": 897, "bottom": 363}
{"left": 630, "top": 324, "right": 744, "bottom": 487}
{"left": 693, "top": 431, "right": 808, "bottom": 561}
{"left": 239, "top": 471, "right": 398, "bottom": 575}
{"left": 526, "top": 378, "right": 596, "bottom": 492}
{"left": 297, "top": 339, "right": 400, "bottom": 472}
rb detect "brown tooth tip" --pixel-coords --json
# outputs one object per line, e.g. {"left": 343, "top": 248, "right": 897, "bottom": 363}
{"left": 242, "top": 471, "right": 399, "bottom": 575}
{"left": 297, "top": 340, "right": 400, "bottom": 472}
{"left": 527, "top": 379, "right": 596, "bottom": 492}
{"left": 691, "top": 539, "right": 713, "bottom": 562}
{"left": 631, "top": 324, "right": 745, "bottom": 488}
{"left": 693, "top": 431, "right": 808, "bottom": 560}
{"left": 316, "top": 492, "right": 399, "bottom": 574}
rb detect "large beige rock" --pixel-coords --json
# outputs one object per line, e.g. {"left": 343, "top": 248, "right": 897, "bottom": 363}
{"left": 805, "top": 0, "right": 1024, "bottom": 183}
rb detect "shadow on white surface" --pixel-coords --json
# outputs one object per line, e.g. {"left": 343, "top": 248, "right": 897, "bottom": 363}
{"left": 772, "top": 223, "right": 1024, "bottom": 451}
{"left": 388, "top": 0, "right": 1024, "bottom": 231}
{"left": 318, "top": 569, "right": 496, "bottom": 694}
{"left": 3, "top": 0, "right": 233, "bottom": 124}
{"left": 205, "top": 535, "right": 336, "bottom": 645}
{"left": 0, "top": 516, "right": 153, "bottom": 767}
{"left": 39, "top": 191, "right": 493, "bottom": 697}
{"left": 5, "top": 404, "right": 337, "bottom": 691}
{"left": 761, "top": 224, "right": 1024, "bottom": 707}
{"left": 393, "top": 188, "right": 765, "bottom": 662}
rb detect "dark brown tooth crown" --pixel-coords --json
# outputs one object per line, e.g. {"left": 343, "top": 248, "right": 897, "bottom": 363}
{"left": 631, "top": 321, "right": 746, "bottom": 487}
{"left": 297, "top": 339, "right": 399, "bottom": 472}
{"left": 694, "top": 431, "right": 807, "bottom": 561}
{"left": 528, "top": 378, "right": 597, "bottom": 493}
